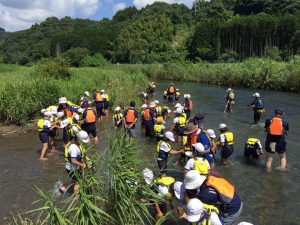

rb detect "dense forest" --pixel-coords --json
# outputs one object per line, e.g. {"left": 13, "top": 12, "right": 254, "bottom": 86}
{"left": 0, "top": 0, "right": 299, "bottom": 65}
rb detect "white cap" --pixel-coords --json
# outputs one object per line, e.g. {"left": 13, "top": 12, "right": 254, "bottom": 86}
{"left": 174, "top": 181, "right": 185, "bottom": 200}
{"left": 100, "top": 89, "right": 105, "bottom": 93}
{"left": 185, "top": 151, "right": 193, "bottom": 157}
{"left": 154, "top": 100, "right": 159, "bottom": 104}
{"left": 186, "top": 198, "right": 204, "bottom": 222}
{"left": 44, "top": 112, "right": 52, "bottom": 117}
{"left": 184, "top": 94, "right": 191, "bottom": 99}
{"left": 56, "top": 112, "right": 64, "bottom": 119}
{"left": 73, "top": 114, "right": 80, "bottom": 121}
{"left": 149, "top": 102, "right": 156, "bottom": 108}
{"left": 167, "top": 109, "right": 171, "bottom": 114}
{"left": 174, "top": 108, "right": 182, "bottom": 114}
{"left": 253, "top": 93, "right": 260, "bottom": 98}
{"left": 175, "top": 103, "right": 182, "bottom": 108}
{"left": 143, "top": 168, "right": 154, "bottom": 184}
{"left": 237, "top": 223, "right": 254, "bottom": 225}
{"left": 192, "top": 143, "right": 205, "bottom": 153}
{"left": 219, "top": 123, "right": 227, "bottom": 129}
{"left": 59, "top": 97, "right": 67, "bottom": 104}
{"left": 78, "top": 108, "right": 84, "bottom": 114}
{"left": 41, "top": 109, "right": 46, "bottom": 114}
{"left": 141, "top": 104, "right": 148, "bottom": 109}
{"left": 206, "top": 129, "right": 216, "bottom": 138}
{"left": 227, "top": 88, "right": 232, "bottom": 92}
{"left": 60, "top": 119, "right": 70, "bottom": 129}
{"left": 71, "top": 125, "right": 80, "bottom": 135}
{"left": 184, "top": 170, "right": 206, "bottom": 190}
{"left": 115, "top": 106, "right": 121, "bottom": 111}
{"left": 78, "top": 130, "right": 90, "bottom": 143}
{"left": 158, "top": 185, "right": 169, "bottom": 197}
{"left": 164, "top": 131, "right": 175, "bottom": 142}
{"left": 84, "top": 91, "right": 90, "bottom": 97}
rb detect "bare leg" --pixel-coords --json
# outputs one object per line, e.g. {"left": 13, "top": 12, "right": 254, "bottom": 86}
{"left": 265, "top": 153, "right": 273, "bottom": 172}
{"left": 279, "top": 153, "right": 287, "bottom": 170}
{"left": 39, "top": 143, "right": 49, "bottom": 160}
{"left": 94, "top": 136, "right": 99, "bottom": 145}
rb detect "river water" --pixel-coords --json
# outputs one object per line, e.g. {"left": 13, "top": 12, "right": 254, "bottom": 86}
{"left": 0, "top": 81, "right": 299, "bottom": 224}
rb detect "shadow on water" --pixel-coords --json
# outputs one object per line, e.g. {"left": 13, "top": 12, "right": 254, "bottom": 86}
{"left": 1, "top": 81, "right": 300, "bottom": 224}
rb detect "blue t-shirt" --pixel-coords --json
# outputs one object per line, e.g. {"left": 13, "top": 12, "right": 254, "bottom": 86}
{"left": 198, "top": 132, "right": 211, "bottom": 150}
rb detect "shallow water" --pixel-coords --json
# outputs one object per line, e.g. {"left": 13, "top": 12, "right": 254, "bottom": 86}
{"left": 1, "top": 81, "right": 300, "bottom": 224}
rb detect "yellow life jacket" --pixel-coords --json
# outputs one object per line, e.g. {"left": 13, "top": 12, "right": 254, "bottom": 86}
{"left": 191, "top": 204, "right": 220, "bottom": 225}
{"left": 156, "top": 106, "right": 162, "bottom": 115}
{"left": 37, "top": 119, "right": 44, "bottom": 132}
{"left": 67, "top": 101, "right": 80, "bottom": 108}
{"left": 68, "top": 124, "right": 81, "bottom": 138}
{"left": 156, "top": 140, "right": 171, "bottom": 153}
{"left": 183, "top": 136, "right": 191, "bottom": 151}
{"left": 154, "top": 124, "right": 164, "bottom": 135}
{"left": 176, "top": 92, "right": 180, "bottom": 97}
{"left": 155, "top": 176, "right": 175, "bottom": 200}
{"left": 105, "top": 94, "right": 110, "bottom": 101}
{"left": 64, "top": 142, "right": 86, "bottom": 162}
{"left": 178, "top": 114, "right": 186, "bottom": 127}
{"left": 46, "top": 105, "right": 57, "bottom": 113}
{"left": 246, "top": 138, "right": 258, "bottom": 146}
{"left": 114, "top": 113, "right": 122, "bottom": 121}
{"left": 224, "top": 132, "right": 234, "bottom": 145}
{"left": 229, "top": 92, "right": 234, "bottom": 99}
{"left": 194, "top": 158, "right": 209, "bottom": 175}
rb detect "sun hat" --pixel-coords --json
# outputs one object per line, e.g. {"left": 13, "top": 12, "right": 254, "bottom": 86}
{"left": 56, "top": 112, "right": 64, "bottom": 119}
{"left": 174, "top": 108, "right": 182, "bottom": 114}
{"left": 184, "top": 94, "right": 191, "bottom": 99}
{"left": 183, "top": 123, "right": 198, "bottom": 135}
{"left": 174, "top": 181, "right": 185, "bottom": 200}
{"left": 115, "top": 106, "right": 121, "bottom": 111}
{"left": 253, "top": 93, "right": 260, "bottom": 98}
{"left": 154, "top": 100, "right": 159, "bottom": 104}
{"left": 184, "top": 170, "right": 206, "bottom": 190}
{"left": 175, "top": 103, "right": 182, "bottom": 108}
{"left": 164, "top": 131, "right": 175, "bottom": 142}
{"left": 84, "top": 91, "right": 90, "bottom": 97}
{"left": 206, "top": 129, "right": 216, "bottom": 138}
{"left": 192, "top": 143, "right": 205, "bottom": 153}
{"left": 78, "top": 130, "right": 90, "bottom": 143}
{"left": 219, "top": 123, "right": 227, "bottom": 129}
{"left": 141, "top": 104, "right": 148, "bottom": 109}
{"left": 150, "top": 102, "right": 156, "bottom": 108}
{"left": 186, "top": 198, "right": 204, "bottom": 222}
{"left": 60, "top": 119, "right": 70, "bottom": 129}
{"left": 158, "top": 185, "right": 169, "bottom": 197}
{"left": 59, "top": 97, "right": 67, "bottom": 104}
{"left": 143, "top": 168, "right": 154, "bottom": 184}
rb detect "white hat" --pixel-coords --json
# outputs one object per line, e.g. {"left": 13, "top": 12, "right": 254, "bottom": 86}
{"left": 184, "top": 170, "right": 206, "bottom": 190}
{"left": 237, "top": 223, "right": 254, "bottom": 225}
{"left": 100, "top": 89, "right": 105, "bottom": 93}
{"left": 115, "top": 106, "right": 121, "bottom": 111}
{"left": 71, "top": 125, "right": 80, "bottom": 135}
{"left": 60, "top": 119, "right": 70, "bottom": 129}
{"left": 44, "top": 112, "right": 52, "bottom": 117}
{"left": 78, "top": 108, "right": 84, "bottom": 114}
{"left": 227, "top": 88, "right": 232, "bottom": 92}
{"left": 73, "top": 114, "right": 80, "bottom": 121}
{"left": 206, "top": 129, "right": 216, "bottom": 138}
{"left": 186, "top": 198, "right": 204, "bottom": 222}
{"left": 141, "top": 104, "right": 148, "bottom": 109}
{"left": 164, "top": 131, "right": 175, "bottom": 142}
{"left": 41, "top": 109, "right": 46, "bottom": 114}
{"left": 158, "top": 185, "right": 169, "bottom": 197}
{"left": 175, "top": 103, "right": 182, "bottom": 108}
{"left": 174, "top": 181, "right": 185, "bottom": 200}
{"left": 167, "top": 109, "right": 171, "bottom": 114}
{"left": 149, "top": 102, "right": 156, "bottom": 108}
{"left": 84, "top": 91, "right": 90, "bottom": 97}
{"left": 219, "top": 123, "right": 227, "bottom": 129}
{"left": 56, "top": 112, "right": 64, "bottom": 119}
{"left": 174, "top": 108, "right": 182, "bottom": 114}
{"left": 185, "top": 151, "right": 193, "bottom": 157}
{"left": 184, "top": 94, "right": 191, "bottom": 99}
{"left": 192, "top": 143, "right": 205, "bottom": 153}
{"left": 80, "top": 97, "right": 84, "bottom": 101}
{"left": 143, "top": 168, "right": 154, "bottom": 184}
{"left": 253, "top": 93, "right": 260, "bottom": 98}
{"left": 78, "top": 130, "right": 90, "bottom": 143}
{"left": 154, "top": 100, "right": 159, "bottom": 104}
{"left": 59, "top": 97, "right": 67, "bottom": 104}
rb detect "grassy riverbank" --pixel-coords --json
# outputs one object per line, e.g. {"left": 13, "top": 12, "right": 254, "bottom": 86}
{"left": 120, "top": 57, "right": 300, "bottom": 92}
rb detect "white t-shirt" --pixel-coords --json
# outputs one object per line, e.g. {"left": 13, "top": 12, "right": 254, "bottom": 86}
{"left": 159, "top": 141, "right": 171, "bottom": 153}
{"left": 43, "top": 120, "right": 51, "bottom": 128}
{"left": 203, "top": 211, "right": 223, "bottom": 225}
{"left": 184, "top": 157, "right": 210, "bottom": 171}
{"left": 173, "top": 117, "right": 179, "bottom": 124}
{"left": 219, "top": 134, "right": 226, "bottom": 143}
{"left": 65, "top": 144, "right": 82, "bottom": 171}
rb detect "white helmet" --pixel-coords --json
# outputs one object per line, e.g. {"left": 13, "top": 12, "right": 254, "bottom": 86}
{"left": 253, "top": 93, "right": 260, "bottom": 98}
{"left": 219, "top": 123, "right": 227, "bottom": 129}
{"left": 56, "top": 112, "right": 64, "bottom": 119}
{"left": 78, "top": 130, "right": 90, "bottom": 143}
{"left": 164, "top": 131, "right": 175, "bottom": 142}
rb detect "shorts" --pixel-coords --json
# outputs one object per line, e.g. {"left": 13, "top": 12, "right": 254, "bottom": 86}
{"left": 157, "top": 159, "right": 167, "bottom": 173}
{"left": 104, "top": 101, "right": 110, "bottom": 110}
{"left": 48, "top": 130, "right": 56, "bottom": 138}
{"left": 203, "top": 153, "right": 215, "bottom": 163}
{"left": 66, "top": 169, "right": 82, "bottom": 182}
{"left": 244, "top": 146, "right": 259, "bottom": 159}
{"left": 95, "top": 102, "right": 104, "bottom": 117}
{"left": 39, "top": 132, "right": 48, "bottom": 143}
{"left": 176, "top": 126, "right": 184, "bottom": 136}
{"left": 221, "top": 145, "right": 233, "bottom": 159}
{"left": 81, "top": 123, "right": 97, "bottom": 137}
{"left": 265, "top": 134, "right": 286, "bottom": 154}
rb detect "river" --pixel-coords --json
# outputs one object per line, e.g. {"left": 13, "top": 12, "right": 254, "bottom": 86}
{"left": 0, "top": 81, "right": 299, "bottom": 224}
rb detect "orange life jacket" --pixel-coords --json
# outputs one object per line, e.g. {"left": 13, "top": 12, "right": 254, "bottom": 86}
{"left": 85, "top": 108, "right": 96, "bottom": 123}
{"left": 184, "top": 100, "right": 193, "bottom": 111}
{"left": 61, "top": 107, "right": 73, "bottom": 118}
{"left": 268, "top": 117, "right": 284, "bottom": 135}
{"left": 169, "top": 86, "right": 175, "bottom": 94}
{"left": 144, "top": 108, "right": 151, "bottom": 122}
{"left": 125, "top": 109, "right": 136, "bottom": 123}
{"left": 96, "top": 93, "right": 103, "bottom": 102}
{"left": 205, "top": 176, "right": 235, "bottom": 204}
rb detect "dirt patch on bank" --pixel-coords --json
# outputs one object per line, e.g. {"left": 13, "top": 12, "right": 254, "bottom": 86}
{"left": 0, "top": 122, "right": 36, "bottom": 136}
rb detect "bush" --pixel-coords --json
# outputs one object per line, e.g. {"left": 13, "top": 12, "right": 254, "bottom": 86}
{"left": 80, "top": 54, "right": 108, "bottom": 67}
{"left": 62, "top": 47, "right": 89, "bottom": 67}
{"left": 34, "top": 57, "right": 72, "bottom": 80}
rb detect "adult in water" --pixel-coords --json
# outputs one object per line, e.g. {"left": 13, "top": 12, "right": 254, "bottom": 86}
{"left": 248, "top": 92, "right": 265, "bottom": 124}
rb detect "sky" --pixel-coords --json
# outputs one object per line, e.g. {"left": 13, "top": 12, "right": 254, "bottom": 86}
{"left": 0, "top": 0, "right": 194, "bottom": 32}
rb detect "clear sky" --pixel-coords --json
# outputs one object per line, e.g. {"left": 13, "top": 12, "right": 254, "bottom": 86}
{"left": 0, "top": 0, "right": 194, "bottom": 32}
